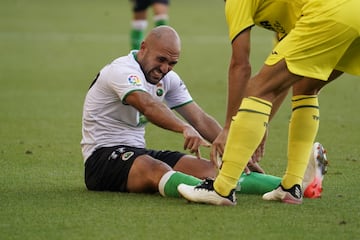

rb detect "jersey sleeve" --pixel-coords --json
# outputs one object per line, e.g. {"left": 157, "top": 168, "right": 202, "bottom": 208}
{"left": 225, "top": 0, "right": 256, "bottom": 42}
{"left": 163, "top": 71, "right": 193, "bottom": 109}
{"left": 107, "top": 66, "right": 147, "bottom": 103}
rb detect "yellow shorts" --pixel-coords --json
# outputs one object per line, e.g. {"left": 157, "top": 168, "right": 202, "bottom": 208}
{"left": 265, "top": 0, "right": 360, "bottom": 80}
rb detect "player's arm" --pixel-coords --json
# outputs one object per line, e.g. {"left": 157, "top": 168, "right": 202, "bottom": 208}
{"left": 210, "top": 28, "right": 252, "bottom": 164}
{"left": 225, "top": 28, "right": 252, "bottom": 129}
{"left": 124, "top": 90, "right": 210, "bottom": 155}
{"left": 175, "top": 102, "right": 222, "bottom": 143}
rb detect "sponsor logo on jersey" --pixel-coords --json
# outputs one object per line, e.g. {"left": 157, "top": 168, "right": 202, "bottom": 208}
{"left": 259, "top": 20, "right": 286, "bottom": 35}
{"left": 127, "top": 74, "right": 142, "bottom": 86}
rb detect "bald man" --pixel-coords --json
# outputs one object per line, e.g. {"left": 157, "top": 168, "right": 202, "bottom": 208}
{"left": 81, "top": 26, "right": 220, "bottom": 196}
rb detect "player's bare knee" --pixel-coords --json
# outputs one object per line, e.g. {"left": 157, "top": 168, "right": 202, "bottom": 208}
{"left": 128, "top": 155, "right": 171, "bottom": 192}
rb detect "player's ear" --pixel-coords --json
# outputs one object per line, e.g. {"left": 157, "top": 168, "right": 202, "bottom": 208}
{"left": 139, "top": 41, "right": 146, "bottom": 51}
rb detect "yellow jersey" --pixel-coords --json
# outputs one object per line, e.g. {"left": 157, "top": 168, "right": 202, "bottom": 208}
{"left": 225, "top": 0, "right": 349, "bottom": 42}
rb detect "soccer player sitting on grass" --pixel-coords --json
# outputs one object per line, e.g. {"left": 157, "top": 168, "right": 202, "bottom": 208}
{"left": 81, "top": 26, "right": 327, "bottom": 199}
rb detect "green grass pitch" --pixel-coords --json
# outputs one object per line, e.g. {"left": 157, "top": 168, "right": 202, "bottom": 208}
{"left": 0, "top": 0, "right": 359, "bottom": 239}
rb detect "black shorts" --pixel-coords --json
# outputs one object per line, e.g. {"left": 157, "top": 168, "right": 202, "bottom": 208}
{"left": 84, "top": 145, "right": 184, "bottom": 192}
{"left": 130, "top": 0, "right": 169, "bottom": 12}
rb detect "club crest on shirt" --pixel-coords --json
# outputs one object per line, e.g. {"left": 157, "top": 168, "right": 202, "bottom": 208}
{"left": 127, "top": 74, "right": 142, "bottom": 86}
{"left": 156, "top": 83, "right": 164, "bottom": 96}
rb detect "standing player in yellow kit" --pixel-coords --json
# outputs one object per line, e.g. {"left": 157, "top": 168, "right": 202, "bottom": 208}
{"left": 178, "top": 0, "right": 360, "bottom": 205}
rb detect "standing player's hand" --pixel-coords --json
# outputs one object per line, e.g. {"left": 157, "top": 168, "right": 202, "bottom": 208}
{"left": 210, "top": 128, "right": 267, "bottom": 174}
{"left": 252, "top": 129, "right": 267, "bottom": 163}
{"left": 244, "top": 159, "right": 265, "bottom": 174}
{"left": 210, "top": 128, "right": 229, "bottom": 168}
{"left": 244, "top": 129, "right": 268, "bottom": 174}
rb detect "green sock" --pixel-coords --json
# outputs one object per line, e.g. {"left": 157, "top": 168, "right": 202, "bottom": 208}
{"left": 159, "top": 170, "right": 281, "bottom": 197}
{"left": 159, "top": 171, "right": 201, "bottom": 197}
{"left": 237, "top": 172, "right": 281, "bottom": 194}
{"left": 130, "top": 29, "right": 144, "bottom": 50}
{"left": 155, "top": 19, "right": 168, "bottom": 26}
{"left": 154, "top": 14, "right": 168, "bottom": 27}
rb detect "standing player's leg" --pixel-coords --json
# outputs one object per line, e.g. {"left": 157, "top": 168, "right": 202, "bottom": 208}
{"left": 152, "top": 1, "right": 169, "bottom": 27}
{"left": 177, "top": 60, "right": 300, "bottom": 205}
{"left": 262, "top": 10, "right": 359, "bottom": 203}
{"left": 130, "top": 0, "right": 149, "bottom": 50}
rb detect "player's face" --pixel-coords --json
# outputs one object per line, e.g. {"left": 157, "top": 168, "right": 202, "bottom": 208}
{"left": 140, "top": 45, "right": 179, "bottom": 85}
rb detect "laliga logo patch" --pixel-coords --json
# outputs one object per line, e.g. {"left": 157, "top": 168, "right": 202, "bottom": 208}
{"left": 122, "top": 151, "right": 134, "bottom": 161}
{"left": 127, "top": 74, "right": 142, "bottom": 86}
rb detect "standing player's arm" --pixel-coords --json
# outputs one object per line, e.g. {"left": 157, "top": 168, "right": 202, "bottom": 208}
{"left": 124, "top": 90, "right": 210, "bottom": 156}
{"left": 210, "top": 28, "right": 252, "bottom": 165}
{"left": 225, "top": 28, "right": 252, "bottom": 129}
{"left": 175, "top": 102, "right": 222, "bottom": 143}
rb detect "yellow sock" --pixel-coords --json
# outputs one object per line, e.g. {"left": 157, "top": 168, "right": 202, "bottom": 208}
{"left": 282, "top": 95, "right": 319, "bottom": 189}
{"left": 214, "top": 97, "right": 272, "bottom": 196}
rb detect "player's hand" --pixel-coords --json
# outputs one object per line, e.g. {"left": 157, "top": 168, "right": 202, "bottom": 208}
{"left": 210, "top": 127, "right": 268, "bottom": 173}
{"left": 251, "top": 131, "right": 267, "bottom": 163}
{"left": 244, "top": 159, "right": 265, "bottom": 174}
{"left": 244, "top": 130, "right": 268, "bottom": 174}
{"left": 182, "top": 125, "right": 210, "bottom": 159}
{"left": 210, "top": 128, "right": 229, "bottom": 168}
